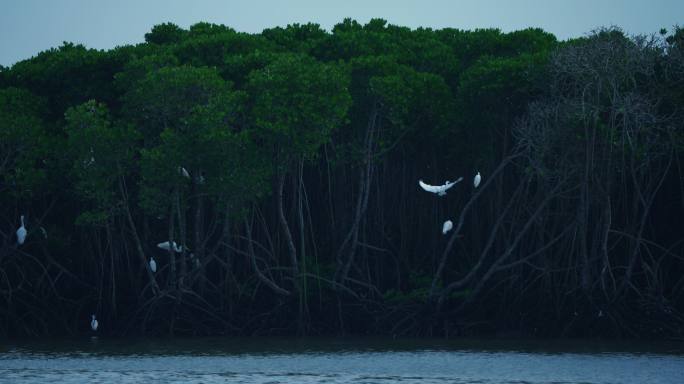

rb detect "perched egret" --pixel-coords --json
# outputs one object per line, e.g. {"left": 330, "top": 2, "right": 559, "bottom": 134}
{"left": 90, "top": 314, "right": 98, "bottom": 331}
{"left": 473, "top": 171, "right": 481, "bottom": 188}
{"left": 16, "top": 215, "right": 27, "bottom": 245}
{"left": 418, "top": 177, "right": 464, "bottom": 196}
{"left": 39, "top": 226, "right": 48, "bottom": 239}
{"left": 178, "top": 166, "right": 190, "bottom": 178}
{"left": 442, "top": 220, "right": 453, "bottom": 235}
{"left": 149, "top": 256, "right": 157, "bottom": 273}
{"left": 157, "top": 241, "right": 184, "bottom": 253}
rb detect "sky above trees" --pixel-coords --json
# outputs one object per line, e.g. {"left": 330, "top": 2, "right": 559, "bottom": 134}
{"left": 1, "top": 0, "right": 682, "bottom": 66}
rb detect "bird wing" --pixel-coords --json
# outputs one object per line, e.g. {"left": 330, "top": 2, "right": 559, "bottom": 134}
{"left": 179, "top": 167, "right": 190, "bottom": 178}
{"left": 419, "top": 180, "right": 441, "bottom": 193}
{"left": 443, "top": 177, "right": 464, "bottom": 190}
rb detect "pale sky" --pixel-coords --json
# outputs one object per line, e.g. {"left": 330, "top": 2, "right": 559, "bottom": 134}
{"left": 1, "top": 0, "right": 682, "bottom": 67}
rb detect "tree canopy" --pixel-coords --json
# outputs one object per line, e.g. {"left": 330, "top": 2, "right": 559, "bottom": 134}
{"left": 1, "top": 20, "right": 683, "bottom": 339}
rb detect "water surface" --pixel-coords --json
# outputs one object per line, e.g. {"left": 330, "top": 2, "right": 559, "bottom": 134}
{"left": 1, "top": 337, "right": 682, "bottom": 383}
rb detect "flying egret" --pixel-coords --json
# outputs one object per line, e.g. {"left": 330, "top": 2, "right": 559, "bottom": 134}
{"left": 90, "top": 314, "right": 98, "bottom": 331}
{"left": 442, "top": 220, "right": 453, "bottom": 234}
{"left": 157, "top": 241, "right": 184, "bottom": 253}
{"left": 473, "top": 171, "right": 481, "bottom": 188}
{"left": 149, "top": 256, "right": 157, "bottom": 273}
{"left": 418, "top": 177, "right": 464, "bottom": 196}
{"left": 16, "top": 215, "right": 27, "bottom": 245}
{"left": 178, "top": 166, "right": 190, "bottom": 178}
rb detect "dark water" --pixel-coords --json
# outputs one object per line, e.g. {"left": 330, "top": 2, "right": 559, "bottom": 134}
{"left": 1, "top": 337, "right": 683, "bottom": 383}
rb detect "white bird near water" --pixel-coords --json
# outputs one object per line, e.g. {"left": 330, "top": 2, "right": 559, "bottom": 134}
{"left": 157, "top": 241, "right": 184, "bottom": 253}
{"left": 90, "top": 314, "right": 98, "bottom": 331}
{"left": 418, "top": 177, "right": 464, "bottom": 196}
{"left": 473, "top": 171, "right": 482, "bottom": 188}
{"left": 16, "top": 215, "right": 27, "bottom": 245}
{"left": 149, "top": 256, "right": 157, "bottom": 273}
{"left": 442, "top": 220, "right": 453, "bottom": 235}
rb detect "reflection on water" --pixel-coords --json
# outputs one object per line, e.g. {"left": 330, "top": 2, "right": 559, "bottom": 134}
{"left": 1, "top": 337, "right": 683, "bottom": 383}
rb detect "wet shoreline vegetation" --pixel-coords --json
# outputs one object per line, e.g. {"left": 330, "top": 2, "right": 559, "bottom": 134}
{"left": 1, "top": 19, "right": 683, "bottom": 339}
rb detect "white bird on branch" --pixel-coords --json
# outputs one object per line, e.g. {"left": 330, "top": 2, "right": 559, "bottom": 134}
{"left": 16, "top": 215, "right": 27, "bottom": 245}
{"left": 90, "top": 314, "right": 98, "bottom": 331}
{"left": 473, "top": 171, "right": 481, "bottom": 188}
{"left": 178, "top": 166, "right": 190, "bottom": 178}
{"left": 149, "top": 256, "right": 157, "bottom": 273}
{"left": 442, "top": 220, "right": 453, "bottom": 235}
{"left": 157, "top": 241, "right": 184, "bottom": 253}
{"left": 418, "top": 177, "right": 463, "bottom": 196}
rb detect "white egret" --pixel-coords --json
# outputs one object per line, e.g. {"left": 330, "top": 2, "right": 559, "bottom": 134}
{"left": 157, "top": 241, "right": 184, "bottom": 253}
{"left": 178, "top": 166, "right": 190, "bottom": 178}
{"left": 149, "top": 256, "right": 157, "bottom": 273}
{"left": 90, "top": 314, "right": 98, "bottom": 331}
{"left": 39, "top": 226, "right": 48, "bottom": 239}
{"left": 418, "top": 177, "right": 464, "bottom": 196}
{"left": 16, "top": 215, "right": 27, "bottom": 245}
{"left": 442, "top": 220, "right": 453, "bottom": 235}
{"left": 473, "top": 171, "right": 481, "bottom": 188}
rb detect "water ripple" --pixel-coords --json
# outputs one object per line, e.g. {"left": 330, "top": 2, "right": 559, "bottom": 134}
{"left": 1, "top": 338, "right": 683, "bottom": 384}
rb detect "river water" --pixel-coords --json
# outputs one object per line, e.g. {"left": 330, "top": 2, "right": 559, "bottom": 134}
{"left": 0, "top": 337, "right": 682, "bottom": 383}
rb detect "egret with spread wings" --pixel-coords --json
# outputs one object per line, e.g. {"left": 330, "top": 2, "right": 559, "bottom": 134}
{"left": 418, "top": 177, "right": 463, "bottom": 196}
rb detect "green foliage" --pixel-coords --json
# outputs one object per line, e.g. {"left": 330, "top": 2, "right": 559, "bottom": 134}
{"left": 145, "top": 22, "right": 187, "bottom": 45}
{"left": 4, "top": 19, "right": 681, "bottom": 339}
{"left": 124, "top": 63, "right": 272, "bottom": 216}
{"left": 247, "top": 53, "right": 352, "bottom": 166}
{"left": 122, "top": 65, "right": 229, "bottom": 141}
{"left": 186, "top": 91, "right": 272, "bottom": 205}
{"left": 64, "top": 100, "right": 139, "bottom": 223}
{"left": 139, "top": 87, "right": 271, "bottom": 215}
{"left": 175, "top": 27, "right": 270, "bottom": 68}
{"left": 262, "top": 23, "right": 328, "bottom": 54}
{"left": 113, "top": 49, "right": 180, "bottom": 92}
{"left": 7, "top": 43, "right": 123, "bottom": 120}
{"left": 0, "top": 87, "right": 50, "bottom": 195}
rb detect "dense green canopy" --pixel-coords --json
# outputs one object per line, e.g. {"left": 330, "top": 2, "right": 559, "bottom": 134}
{"left": 1, "top": 20, "right": 683, "bottom": 338}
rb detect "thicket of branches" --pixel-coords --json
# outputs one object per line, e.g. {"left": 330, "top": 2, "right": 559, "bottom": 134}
{"left": 1, "top": 20, "right": 683, "bottom": 338}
